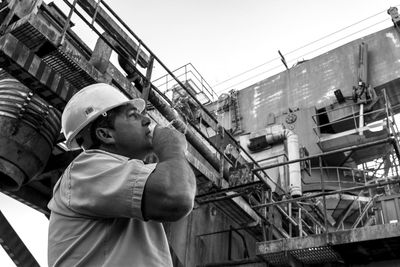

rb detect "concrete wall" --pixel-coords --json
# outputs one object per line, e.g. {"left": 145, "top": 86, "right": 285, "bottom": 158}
{"left": 165, "top": 203, "right": 263, "bottom": 266}
{"left": 236, "top": 26, "right": 400, "bottom": 136}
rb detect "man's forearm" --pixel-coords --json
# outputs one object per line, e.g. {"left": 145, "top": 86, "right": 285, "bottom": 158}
{"left": 153, "top": 157, "right": 196, "bottom": 197}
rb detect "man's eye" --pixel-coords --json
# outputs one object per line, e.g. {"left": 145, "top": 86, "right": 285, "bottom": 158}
{"left": 129, "top": 112, "right": 141, "bottom": 118}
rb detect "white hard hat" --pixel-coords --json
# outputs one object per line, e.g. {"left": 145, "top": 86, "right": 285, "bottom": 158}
{"left": 62, "top": 83, "right": 145, "bottom": 150}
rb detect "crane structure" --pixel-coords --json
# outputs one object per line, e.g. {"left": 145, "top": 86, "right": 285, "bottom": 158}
{"left": 0, "top": 1, "right": 399, "bottom": 267}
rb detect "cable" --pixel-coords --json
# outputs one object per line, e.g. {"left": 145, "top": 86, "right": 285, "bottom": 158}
{"left": 284, "top": 9, "right": 389, "bottom": 57}
{"left": 213, "top": 8, "right": 392, "bottom": 89}
{"left": 218, "top": 64, "right": 282, "bottom": 94}
{"left": 212, "top": 57, "right": 280, "bottom": 87}
{"left": 288, "top": 18, "right": 388, "bottom": 64}
{"left": 218, "top": 17, "right": 390, "bottom": 92}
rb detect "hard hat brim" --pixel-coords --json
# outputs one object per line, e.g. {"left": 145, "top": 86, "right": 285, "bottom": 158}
{"left": 66, "top": 97, "right": 146, "bottom": 150}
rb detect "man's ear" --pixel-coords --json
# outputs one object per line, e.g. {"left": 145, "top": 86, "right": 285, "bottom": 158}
{"left": 95, "top": 127, "right": 115, "bottom": 144}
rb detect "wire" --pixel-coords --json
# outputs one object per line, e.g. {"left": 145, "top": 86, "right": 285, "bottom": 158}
{"left": 213, "top": 8, "right": 392, "bottom": 90}
{"left": 284, "top": 9, "right": 389, "bottom": 57}
{"left": 289, "top": 18, "right": 388, "bottom": 64}
{"left": 212, "top": 57, "right": 280, "bottom": 87}
{"left": 217, "top": 16, "right": 390, "bottom": 93}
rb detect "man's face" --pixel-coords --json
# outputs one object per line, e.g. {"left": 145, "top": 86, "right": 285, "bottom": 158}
{"left": 110, "top": 103, "right": 152, "bottom": 159}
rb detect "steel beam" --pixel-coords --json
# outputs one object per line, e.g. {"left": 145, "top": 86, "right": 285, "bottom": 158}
{"left": 0, "top": 33, "right": 74, "bottom": 109}
{"left": 77, "top": 0, "right": 149, "bottom": 68}
{"left": 0, "top": 210, "right": 40, "bottom": 267}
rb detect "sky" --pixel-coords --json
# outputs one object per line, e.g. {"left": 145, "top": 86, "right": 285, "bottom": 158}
{"left": 1, "top": 1, "right": 400, "bottom": 266}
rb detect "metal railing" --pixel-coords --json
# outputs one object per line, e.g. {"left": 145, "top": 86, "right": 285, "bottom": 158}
{"left": 311, "top": 91, "right": 393, "bottom": 139}
{"left": 251, "top": 137, "right": 400, "bottom": 236}
{"left": 152, "top": 63, "right": 218, "bottom": 104}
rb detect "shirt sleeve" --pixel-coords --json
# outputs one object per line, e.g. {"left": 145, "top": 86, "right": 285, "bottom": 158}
{"left": 60, "top": 151, "right": 156, "bottom": 220}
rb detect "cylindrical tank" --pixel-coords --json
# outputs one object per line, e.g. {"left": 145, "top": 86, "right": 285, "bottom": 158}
{"left": 0, "top": 78, "right": 61, "bottom": 191}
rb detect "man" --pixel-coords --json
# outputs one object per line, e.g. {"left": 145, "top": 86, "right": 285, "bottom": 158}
{"left": 48, "top": 83, "right": 196, "bottom": 266}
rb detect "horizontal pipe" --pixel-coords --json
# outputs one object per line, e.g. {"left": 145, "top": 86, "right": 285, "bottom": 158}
{"left": 252, "top": 179, "right": 400, "bottom": 209}
{"left": 147, "top": 89, "right": 231, "bottom": 179}
{"left": 147, "top": 85, "right": 269, "bottom": 186}
{"left": 196, "top": 181, "right": 263, "bottom": 198}
{"left": 196, "top": 225, "right": 259, "bottom": 238}
{"left": 196, "top": 191, "right": 247, "bottom": 205}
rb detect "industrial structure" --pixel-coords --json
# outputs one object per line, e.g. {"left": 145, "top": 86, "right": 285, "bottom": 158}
{"left": 0, "top": 1, "right": 399, "bottom": 266}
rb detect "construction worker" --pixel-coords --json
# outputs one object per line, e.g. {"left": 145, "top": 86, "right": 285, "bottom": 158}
{"left": 47, "top": 83, "right": 196, "bottom": 266}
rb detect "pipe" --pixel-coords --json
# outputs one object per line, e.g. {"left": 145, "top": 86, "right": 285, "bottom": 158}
{"left": 359, "top": 103, "right": 364, "bottom": 135}
{"left": 248, "top": 126, "right": 302, "bottom": 196}
{"left": 148, "top": 89, "right": 230, "bottom": 179}
{"left": 286, "top": 130, "right": 302, "bottom": 197}
{"left": 196, "top": 181, "right": 263, "bottom": 198}
{"left": 252, "top": 179, "right": 400, "bottom": 209}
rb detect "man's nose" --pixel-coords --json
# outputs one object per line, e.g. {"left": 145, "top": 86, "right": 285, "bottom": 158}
{"left": 141, "top": 115, "right": 151, "bottom": 126}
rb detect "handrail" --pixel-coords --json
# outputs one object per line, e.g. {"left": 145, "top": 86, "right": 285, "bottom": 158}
{"left": 352, "top": 195, "right": 376, "bottom": 228}
{"left": 153, "top": 63, "right": 218, "bottom": 103}
{"left": 311, "top": 90, "right": 397, "bottom": 141}
{"left": 313, "top": 106, "right": 387, "bottom": 135}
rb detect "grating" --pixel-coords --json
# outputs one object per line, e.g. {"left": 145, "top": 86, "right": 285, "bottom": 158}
{"left": 9, "top": 14, "right": 96, "bottom": 91}
{"left": 261, "top": 252, "right": 289, "bottom": 266}
{"left": 42, "top": 49, "right": 95, "bottom": 90}
{"left": 10, "top": 22, "right": 46, "bottom": 51}
{"left": 290, "top": 246, "right": 341, "bottom": 264}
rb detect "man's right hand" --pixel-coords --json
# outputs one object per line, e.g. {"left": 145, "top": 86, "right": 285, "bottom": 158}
{"left": 152, "top": 126, "right": 187, "bottom": 160}
{"left": 142, "top": 125, "right": 196, "bottom": 222}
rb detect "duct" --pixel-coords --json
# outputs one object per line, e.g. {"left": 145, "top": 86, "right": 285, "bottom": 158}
{"left": 0, "top": 77, "right": 61, "bottom": 191}
{"left": 248, "top": 125, "right": 302, "bottom": 197}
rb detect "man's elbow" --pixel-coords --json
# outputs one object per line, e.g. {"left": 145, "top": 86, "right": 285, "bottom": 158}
{"left": 165, "top": 194, "right": 195, "bottom": 222}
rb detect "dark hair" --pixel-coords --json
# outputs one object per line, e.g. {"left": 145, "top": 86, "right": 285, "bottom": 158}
{"left": 79, "top": 104, "right": 129, "bottom": 149}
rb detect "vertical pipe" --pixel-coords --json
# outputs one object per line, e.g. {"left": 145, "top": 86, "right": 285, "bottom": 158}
{"left": 134, "top": 42, "right": 142, "bottom": 68}
{"left": 228, "top": 226, "right": 232, "bottom": 261}
{"left": 298, "top": 208, "right": 303, "bottom": 237}
{"left": 352, "top": 105, "right": 357, "bottom": 130}
{"left": 287, "top": 131, "right": 302, "bottom": 197}
{"left": 380, "top": 207, "right": 385, "bottom": 224}
{"left": 359, "top": 104, "right": 364, "bottom": 135}
{"left": 319, "top": 156, "right": 328, "bottom": 231}
{"left": 60, "top": 0, "right": 78, "bottom": 45}
{"left": 261, "top": 192, "right": 267, "bottom": 241}
{"left": 288, "top": 202, "right": 292, "bottom": 237}
{"left": 393, "top": 152, "right": 399, "bottom": 178}
{"left": 267, "top": 190, "right": 273, "bottom": 240}
{"left": 91, "top": 0, "right": 102, "bottom": 25}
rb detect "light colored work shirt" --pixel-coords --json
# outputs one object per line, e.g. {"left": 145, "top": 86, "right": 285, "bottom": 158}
{"left": 47, "top": 149, "right": 173, "bottom": 267}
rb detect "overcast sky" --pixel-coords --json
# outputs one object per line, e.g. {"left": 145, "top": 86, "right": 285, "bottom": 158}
{"left": 1, "top": 1, "right": 399, "bottom": 266}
